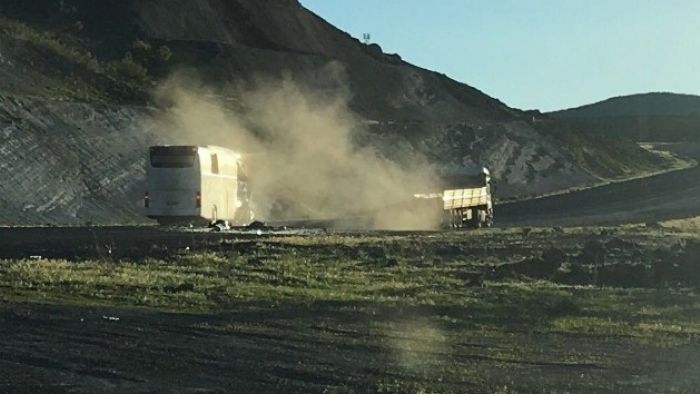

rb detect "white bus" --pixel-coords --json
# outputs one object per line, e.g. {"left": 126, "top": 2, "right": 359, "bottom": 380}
{"left": 143, "top": 145, "right": 253, "bottom": 226}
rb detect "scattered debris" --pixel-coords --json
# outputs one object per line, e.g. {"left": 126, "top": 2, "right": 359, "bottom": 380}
{"left": 174, "top": 221, "right": 325, "bottom": 236}
{"left": 209, "top": 220, "right": 230, "bottom": 232}
{"left": 247, "top": 220, "right": 268, "bottom": 230}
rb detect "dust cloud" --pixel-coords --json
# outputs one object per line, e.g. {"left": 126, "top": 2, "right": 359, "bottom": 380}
{"left": 146, "top": 71, "right": 443, "bottom": 230}
{"left": 387, "top": 318, "right": 449, "bottom": 376}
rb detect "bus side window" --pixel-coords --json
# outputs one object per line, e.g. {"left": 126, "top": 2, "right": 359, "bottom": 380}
{"left": 211, "top": 154, "right": 219, "bottom": 174}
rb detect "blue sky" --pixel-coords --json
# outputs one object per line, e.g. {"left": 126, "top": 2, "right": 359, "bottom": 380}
{"left": 299, "top": 1, "right": 700, "bottom": 112}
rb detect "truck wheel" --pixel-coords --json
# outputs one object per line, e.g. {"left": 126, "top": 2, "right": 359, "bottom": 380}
{"left": 457, "top": 210, "right": 466, "bottom": 229}
{"left": 485, "top": 208, "right": 494, "bottom": 227}
{"left": 473, "top": 209, "right": 486, "bottom": 228}
{"left": 450, "top": 210, "right": 459, "bottom": 229}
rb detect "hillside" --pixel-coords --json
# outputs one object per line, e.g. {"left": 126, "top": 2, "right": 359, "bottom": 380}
{"left": 0, "top": 0, "right": 517, "bottom": 122}
{"left": 0, "top": 0, "right": 678, "bottom": 225}
{"left": 550, "top": 92, "right": 700, "bottom": 118}
{"left": 548, "top": 92, "right": 700, "bottom": 141}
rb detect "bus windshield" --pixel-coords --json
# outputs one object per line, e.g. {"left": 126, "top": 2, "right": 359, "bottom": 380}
{"left": 149, "top": 146, "right": 197, "bottom": 168}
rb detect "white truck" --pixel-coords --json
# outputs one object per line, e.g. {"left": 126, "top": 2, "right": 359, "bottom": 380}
{"left": 415, "top": 166, "right": 494, "bottom": 228}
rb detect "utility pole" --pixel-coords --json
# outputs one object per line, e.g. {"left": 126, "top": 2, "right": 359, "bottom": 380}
{"left": 362, "top": 33, "right": 371, "bottom": 45}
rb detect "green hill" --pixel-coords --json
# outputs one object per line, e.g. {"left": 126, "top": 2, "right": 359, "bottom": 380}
{"left": 550, "top": 92, "right": 700, "bottom": 118}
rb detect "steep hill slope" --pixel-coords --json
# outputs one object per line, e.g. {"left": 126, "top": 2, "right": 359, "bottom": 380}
{"left": 548, "top": 92, "right": 700, "bottom": 141}
{"left": 0, "top": 95, "right": 154, "bottom": 225}
{"left": 0, "top": 0, "right": 517, "bottom": 122}
{"left": 0, "top": 0, "right": 677, "bottom": 225}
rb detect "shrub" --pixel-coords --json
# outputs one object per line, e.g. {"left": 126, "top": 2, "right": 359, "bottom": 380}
{"left": 129, "top": 39, "right": 172, "bottom": 73}
{"left": 108, "top": 52, "right": 148, "bottom": 83}
{"left": 0, "top": 16, "right": 99, "bottom": 72}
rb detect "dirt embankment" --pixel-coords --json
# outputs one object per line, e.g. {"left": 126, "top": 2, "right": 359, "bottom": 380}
{"left": 0, "top": 94, "right": 157, "bottom": 225}
{"left": 370, "top": 119, "right": 598, "bottom": 199}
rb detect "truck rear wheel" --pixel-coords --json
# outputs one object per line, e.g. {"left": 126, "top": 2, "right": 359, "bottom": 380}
{"left": 472, "top": 209, "right": 486, "bottom": 228}
{"left": 485, "top": 208, "right": 494, "bottom": 227}
{"left": 445, "top": 209, "right": 464, "bottom": 229}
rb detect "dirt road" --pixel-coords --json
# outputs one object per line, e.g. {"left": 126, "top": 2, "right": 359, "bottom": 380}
{"left": 497, "top": 143, "right": 700, "bottom": 227}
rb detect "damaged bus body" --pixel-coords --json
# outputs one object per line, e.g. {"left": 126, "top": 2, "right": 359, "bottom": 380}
{"left": 415, "top": 166, "right": 494, "bottom": 229}
{"left": 144, "top": 145, "right": 253, "bottom": 226}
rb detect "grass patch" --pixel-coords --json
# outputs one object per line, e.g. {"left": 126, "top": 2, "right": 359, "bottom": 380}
{"left": 2, "top": 231, "right": 700, "bottom": 392}
{"left": 3, "top": 231, "right": 700, "bottom": 339}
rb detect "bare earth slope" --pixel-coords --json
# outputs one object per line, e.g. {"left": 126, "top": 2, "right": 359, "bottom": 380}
{"left": 0, "top": 0, "right": 674, "bottom": 225}
{"left": 0, "top": 94, "right": 156, "bottom": 225}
